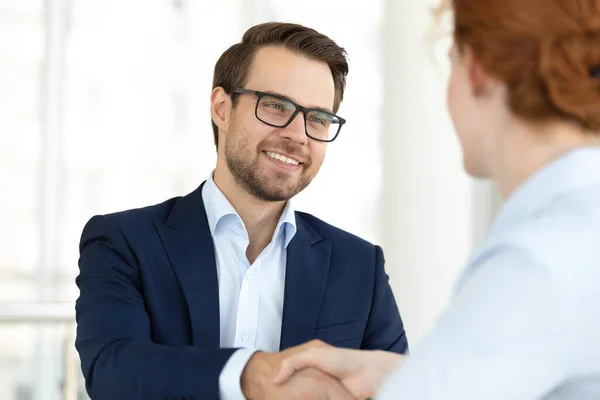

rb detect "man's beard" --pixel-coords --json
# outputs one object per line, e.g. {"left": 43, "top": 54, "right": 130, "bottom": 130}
{"left": 224, "top": 128, "right": 315, "bottom": 202}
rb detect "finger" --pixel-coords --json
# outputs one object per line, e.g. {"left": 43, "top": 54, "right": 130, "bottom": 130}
{"left": 307, "top": 339, "right": 331, "bottom": 348}
{"left": 291, "top": 339, "right": 331, "bottom": 354}
{"left": 273, "top": 350, "right": 322, "bottom": 384}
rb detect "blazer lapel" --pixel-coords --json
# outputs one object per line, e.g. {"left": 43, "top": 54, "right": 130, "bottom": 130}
{"left": 280, "top": 215, "right": 332, "bottom": 350}
{"left": 155, "top": 182, "right": 220, "bottom": 349}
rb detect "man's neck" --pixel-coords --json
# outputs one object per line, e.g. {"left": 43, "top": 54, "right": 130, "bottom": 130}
{"left": 213, "top": 167, "right": 287, "bottom": 262}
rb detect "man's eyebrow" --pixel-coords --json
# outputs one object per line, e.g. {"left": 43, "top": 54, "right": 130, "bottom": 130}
{"left": 264, "top": 90, "right": 334, "bottom": 114}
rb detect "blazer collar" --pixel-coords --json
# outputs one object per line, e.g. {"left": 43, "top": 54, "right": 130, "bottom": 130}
{"left": 155, "top": 182, "right": 220, "bottom": 348}
{"left": 279, "top": 213, "right": 332, "bottom": 350}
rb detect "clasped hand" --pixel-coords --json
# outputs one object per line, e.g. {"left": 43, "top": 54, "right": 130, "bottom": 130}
{"left": 241, "top": 339, "right": 404, "bottom": 400}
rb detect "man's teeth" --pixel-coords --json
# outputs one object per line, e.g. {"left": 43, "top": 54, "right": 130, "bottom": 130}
{"left": 265, "top": 151, "right": 300, "bottom": 166}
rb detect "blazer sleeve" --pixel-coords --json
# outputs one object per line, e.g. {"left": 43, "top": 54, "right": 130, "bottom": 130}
{"left": 360, "top": 245, "right": 409, "bottom": 354}
{"left": 75, "top": 215, "right": 237, "bottom": 400}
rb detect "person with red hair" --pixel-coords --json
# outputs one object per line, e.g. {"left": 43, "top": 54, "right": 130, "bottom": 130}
{"left": 273, "top": 1, "right": 600, "bottom": 398}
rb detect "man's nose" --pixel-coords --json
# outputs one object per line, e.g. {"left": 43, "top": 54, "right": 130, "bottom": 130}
{"left": 279, "top": 112, "right": 308, "bottom": 145}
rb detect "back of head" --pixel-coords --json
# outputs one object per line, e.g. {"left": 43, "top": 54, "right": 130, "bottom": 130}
{"left": 442, "top": 0, "right": 600, "bottom": 133}
{"left": 210, "top": 22, "right": 349, "bottom": 149}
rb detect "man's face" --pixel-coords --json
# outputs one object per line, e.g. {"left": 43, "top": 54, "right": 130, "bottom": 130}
{"left": 222, "top": 46, "right": 336, "bottom": 202}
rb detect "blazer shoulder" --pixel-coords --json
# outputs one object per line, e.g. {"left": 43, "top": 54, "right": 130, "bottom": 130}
{"left": 295, "top": 211, "right": 378, "bottom": 251}
{"left": 85, "top": 195, "right": 182, "bottom": 236}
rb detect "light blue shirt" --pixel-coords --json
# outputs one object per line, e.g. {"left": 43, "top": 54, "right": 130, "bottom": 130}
{"left": 201, "top": 173, "right": 297, "bottom": 400}
{"left": 378, "top": 147, "right": 600, "bottom": 399}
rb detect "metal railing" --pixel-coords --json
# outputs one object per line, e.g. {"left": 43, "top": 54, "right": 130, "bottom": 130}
{"left": 0, "top": 303, "right": 81, "bottom": 400}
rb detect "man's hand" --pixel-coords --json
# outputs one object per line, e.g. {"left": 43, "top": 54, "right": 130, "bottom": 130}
{"left": 273, "top": 346, "right": 405, "bottom": 400}
{"left": 241, "top": 340, "right": 356, "bottom": 400}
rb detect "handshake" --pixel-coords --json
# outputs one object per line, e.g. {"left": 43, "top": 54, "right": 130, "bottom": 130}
{"left": 240, "top": 340, "right": 404, "bottom": 400}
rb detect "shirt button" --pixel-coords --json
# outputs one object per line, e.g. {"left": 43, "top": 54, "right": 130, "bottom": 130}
{"left": 246, "top": 272, "right": 253, "bottom": 280}
{"left": 241, "top": 332, "right": 248, "bottom": 341}
{"left": 237, "top": 221, "right": 243, "bottom": 230}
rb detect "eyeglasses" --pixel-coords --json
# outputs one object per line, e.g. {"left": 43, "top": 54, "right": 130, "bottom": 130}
{"left": 233, "top": 88, "right": 346, "bottom": 143}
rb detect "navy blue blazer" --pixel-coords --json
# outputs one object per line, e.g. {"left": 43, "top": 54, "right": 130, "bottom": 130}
{"left": 75, "top": 183, "right": 407, "bottom": 400}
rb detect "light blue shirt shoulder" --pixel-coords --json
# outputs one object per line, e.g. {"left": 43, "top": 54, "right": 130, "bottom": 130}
{"left": 378, "top": 147, "right": 600, "bottom": 400}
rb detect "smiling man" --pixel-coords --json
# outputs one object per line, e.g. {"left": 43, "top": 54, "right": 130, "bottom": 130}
{"left": 75, "top": 22, "right": 407, "bottom": 400}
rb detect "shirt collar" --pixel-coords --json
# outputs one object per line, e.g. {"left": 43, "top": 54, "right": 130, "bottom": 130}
{"left": 488, "top": 146, "right": 600, "bottom": 239}
{"left": 277, "top": 198, "right": 297, "bottom": 248}
{"left": 202, "top": 172, "right": 239, "bottom": 237}
{"left": 201, "top": 171, "right": 297, "bottom": 248}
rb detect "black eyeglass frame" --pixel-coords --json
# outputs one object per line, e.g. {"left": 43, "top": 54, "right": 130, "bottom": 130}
{"left": 232, "top": 87, "right": 346, "bottom": 143}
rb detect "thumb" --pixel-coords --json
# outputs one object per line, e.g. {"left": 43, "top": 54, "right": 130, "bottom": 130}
{"left": 272, "top": 350, "right": 319, "bottom": 384}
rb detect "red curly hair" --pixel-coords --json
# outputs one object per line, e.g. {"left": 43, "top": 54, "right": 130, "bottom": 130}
{"left": 437, "top": 0, "right": 600, "bottom": 132}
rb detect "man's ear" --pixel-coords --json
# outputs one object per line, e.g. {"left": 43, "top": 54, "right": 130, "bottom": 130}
{"left": 211, "top": 87, "right": 231, "bottom": 134}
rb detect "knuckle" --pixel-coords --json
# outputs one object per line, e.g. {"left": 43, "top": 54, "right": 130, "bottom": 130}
{"left": 309, "top": 339, "right": 327, "bottom": 348}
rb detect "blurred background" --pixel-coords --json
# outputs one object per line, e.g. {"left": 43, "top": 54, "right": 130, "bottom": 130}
{"left": 0, "top": 0, "right": 502, "bottom": 398}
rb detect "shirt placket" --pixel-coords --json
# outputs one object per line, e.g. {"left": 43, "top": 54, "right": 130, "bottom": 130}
{"left": 233, "top": 251, "right": 262, "bottom": 349}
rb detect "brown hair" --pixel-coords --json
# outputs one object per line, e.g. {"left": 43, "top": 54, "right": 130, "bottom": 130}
{"left": 211, "top": 22, "right": 349, "bottom": 149}
{"left": 437, "top": 0, "right": 600, "bottom": 132}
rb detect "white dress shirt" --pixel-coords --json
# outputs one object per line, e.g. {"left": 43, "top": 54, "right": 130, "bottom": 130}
{"left": 377, "top": 146, "right": 600, "bottom": 399}
{"left": 201, "top": 173, "right": 297, "bottom": 399}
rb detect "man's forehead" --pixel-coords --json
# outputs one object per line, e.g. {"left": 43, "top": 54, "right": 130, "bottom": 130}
{"left": 245, "top": 47, "right": 336, "bottom": 112}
